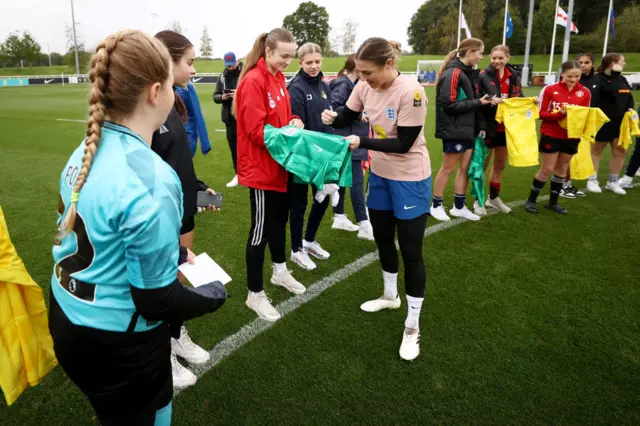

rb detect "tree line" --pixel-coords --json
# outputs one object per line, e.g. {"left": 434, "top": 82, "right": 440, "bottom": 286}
{"left": 408, "top": 0, "right": 640, "bottom": 55}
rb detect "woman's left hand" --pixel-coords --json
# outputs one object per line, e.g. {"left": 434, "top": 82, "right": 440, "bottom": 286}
{"left": 344, "top": 135, "right": 360, "bottom": 151}
{"left": 290, "top": 118, "right": 304, "bottom": 129}
{"left": 197, "top": 188, "right": 220, "bottom": 213}
{"left": 478, "top": 131, "right": 486, "bottom": 139}
{"left": 186, "top": 248, "right": 197, "bottom": 264}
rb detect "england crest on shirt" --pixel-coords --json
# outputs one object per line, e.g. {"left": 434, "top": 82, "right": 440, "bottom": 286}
{"left": 384, "top": 106, "right": 397, "bottom": 120}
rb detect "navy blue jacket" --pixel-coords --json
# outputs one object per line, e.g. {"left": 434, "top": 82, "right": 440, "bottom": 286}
{"left": 330, "top": 75, "right": 369, "bottom": 161}
{"left": 288, "top": 70, "right": 334, "bottom": 135}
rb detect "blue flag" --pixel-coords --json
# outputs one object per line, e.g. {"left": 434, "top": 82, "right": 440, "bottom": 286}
{"left": 610, "top": 7, "right": 615, "bottom": 38}
{"left": 506, "top": 10, "right": 514, "bottom": 39}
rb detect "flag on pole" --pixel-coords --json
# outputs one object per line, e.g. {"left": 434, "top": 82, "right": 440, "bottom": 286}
{"left": 610, "top": 6, "right": 615, "bottom": 38}
{"left": 461, "top": 12, "right": 472, "bottom": 39}
{"left": 556, "top": 6, "right": 579, "bottom": 34}
{"left": 506, "top": 10, "right": 514, "bottom": 39}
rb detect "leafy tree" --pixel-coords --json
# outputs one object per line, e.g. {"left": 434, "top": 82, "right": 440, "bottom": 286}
{"left": 283, "top": 2, "right": 330, "bottom": 49}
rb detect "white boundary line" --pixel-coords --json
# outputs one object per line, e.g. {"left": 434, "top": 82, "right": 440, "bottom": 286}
{"left": 176, "top": 195, "right": 552, "bottom": 396}
{"left": 56, "top": 118, "right": 86, "bottom": 123}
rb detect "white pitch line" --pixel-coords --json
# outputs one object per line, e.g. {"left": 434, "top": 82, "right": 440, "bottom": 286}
{"left": 176, "top": 194, "right": 551, "bottom": 396}
{"left": 56, "top": 118, "right": 86, "bottom": 123}
{"left": 215, "top": 129, "right": 226, "bottom": 132}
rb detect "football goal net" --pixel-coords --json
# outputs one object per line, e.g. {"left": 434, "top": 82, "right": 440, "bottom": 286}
{"left": 416, "top": 60, "right": 444, "bottom": 87}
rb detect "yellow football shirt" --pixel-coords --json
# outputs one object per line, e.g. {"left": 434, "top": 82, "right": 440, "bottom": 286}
{"left": 495, "top": 97, "right": 539, "bottom": 167}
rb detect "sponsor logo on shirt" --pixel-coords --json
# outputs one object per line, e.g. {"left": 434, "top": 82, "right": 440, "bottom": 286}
{"left": 384, "top": 106, "right": 397, "bottom": 120}
{"left": 413, "top": 91, "right": 422, "bottom": 107}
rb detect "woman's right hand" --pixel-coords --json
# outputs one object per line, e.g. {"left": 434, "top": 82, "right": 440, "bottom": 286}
{"left": 322, "top": 109, "right": 338, "bottom": 125}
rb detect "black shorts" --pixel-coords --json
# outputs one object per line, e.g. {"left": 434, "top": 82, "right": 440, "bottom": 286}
{"left": 180, "top": 214, "right": 195, "bottom": 235}
{"left": 49, "top": 291, "right": 173, "bottom": 426}
{"left": 595, "top": 123, "right": 619, "bottom": 143}
{"left": 485, "top": 132, "right": 507, "bottom": 149}
{"left": 539, "top": 134, "right": 580, "bottom": 155}
{"left": 442, "top": 140, "right": 474, "bottom": 153}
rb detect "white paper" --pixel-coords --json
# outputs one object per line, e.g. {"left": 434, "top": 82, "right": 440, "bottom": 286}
{"left": 178, "top": 253, "right": 232, "bottom": 287}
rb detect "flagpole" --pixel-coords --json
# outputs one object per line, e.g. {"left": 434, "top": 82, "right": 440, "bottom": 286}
{"left": 561, "top": 0, "right": 575, "bottom": 63}
{"left": 603, "top": 0, "right": 613, "bottom": 56}
{"left": 502, "top": 0, "right": 509, "bottom": 45}
{"left": 522, "top": 0, "right": 534, "bottom": 87}
{"left": 547, "top": 0, "right": 560, "bottom": 75}
{"left": 457, "top": 0, "right": 462, "bottom": 47}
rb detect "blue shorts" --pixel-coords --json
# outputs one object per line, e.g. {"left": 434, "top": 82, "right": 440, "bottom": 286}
{"left": 367, "top": 172, "right": 431, "bottom": 220}
{"left": 443, "top": 140, "right": 474, "bottom": 153}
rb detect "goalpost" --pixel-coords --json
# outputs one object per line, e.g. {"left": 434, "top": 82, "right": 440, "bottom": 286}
{"left": 416, "top": 60, "right": 445, "bottom": 87}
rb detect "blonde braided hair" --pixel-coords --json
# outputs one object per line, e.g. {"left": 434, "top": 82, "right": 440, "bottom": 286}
{"left": 55, "top": 30, "right": 172, "bottom": 244}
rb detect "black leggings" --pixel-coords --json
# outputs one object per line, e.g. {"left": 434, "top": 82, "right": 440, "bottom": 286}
{"left": 368, "top": 209, "right": 427, "bottom": 298}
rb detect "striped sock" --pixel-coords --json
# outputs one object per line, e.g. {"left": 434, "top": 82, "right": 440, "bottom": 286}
{"left": 528, "top": 178, "right": 546, "bottom": 203}
{"left": 432, "top": 195, "right": 443, "bottom": 208}
{"left": 549, "top": 175, "right": 565, "bottom": 205}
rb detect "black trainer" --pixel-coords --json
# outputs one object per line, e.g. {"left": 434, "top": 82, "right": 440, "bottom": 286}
{"left": 570, "top": 186, "right": 586, "bottom": 197}
{"left": 524, "top": 201, "right": 539, "bottom": 214}
{"left": 544, "top": 203, "right": 568, "bottom": 215}
{"left": 560, "top": 187, "right": 576, "bottom": 199}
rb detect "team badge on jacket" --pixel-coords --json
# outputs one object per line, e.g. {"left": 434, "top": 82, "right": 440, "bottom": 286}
{"left": 268, "top": 92, "right": 276, "bottom": 109}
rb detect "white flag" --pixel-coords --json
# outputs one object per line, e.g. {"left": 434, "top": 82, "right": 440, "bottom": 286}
{"left": 556, "top": 6, "right": 579, "bottom": 34}
{"left": 461, "top": 12, "right": 472, "bottom": 39}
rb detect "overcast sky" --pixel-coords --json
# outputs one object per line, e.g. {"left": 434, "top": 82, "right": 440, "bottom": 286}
{"left": 2, "top": 0, "right": 426, "bottom": 58}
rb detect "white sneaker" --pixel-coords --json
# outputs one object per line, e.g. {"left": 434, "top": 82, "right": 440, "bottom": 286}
{"left": 399, "top": 328, "right": 420, "bottom": 361}
{"left": 246, "top": 291, "right": 281, "bottom": 322}
{"left": 171, "top": 326, "right": 210, "bottom": 364}
{"left": 360, "top": 295, "right": 401, "bottom": 312}
{"left": 605, "top": 181, "right": 626, "bottom": 195}
{"left": 485, "top": 197, "right": 512, "bottom": 213}
{"left": 225, "top": 175, "right": 238, "bottom": 188}
{"left": 429, "top": 204, "right": 451, "bottom": 222}
{"left": 450, "top": 206, "right": 481, "bottom": 221}
{"left": 270, "top": 268, "right": 306, "bottom": 294}
{"left": 357, "top": 220, "right": 375, "bottom": 241}
{"left": 473, "top": 200, "right": 487, "bottom": 216}
{"left": 291, "top": 249, "right": 316, "bottom": 270}
{"left": 303, "top": 240, "right": 330, "bottom": 260}
{"left": 636, "top": 169, "right": 640, "bottom": 177}
{"left": 619, "top": 175, "right": 634, "bottom": 189}
{"left": 171, "top": 352, "right": 197, "bottom": 389}
{"left": 331, "top": 214, "right": 359, "bottom": 232}
{"left": 587, "top": 180, "right": 602, "bottom": 193}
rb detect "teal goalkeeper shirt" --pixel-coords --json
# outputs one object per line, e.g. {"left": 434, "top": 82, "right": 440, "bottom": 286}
{"left": 264, "top": 124, "right": 352, "bottom": 189}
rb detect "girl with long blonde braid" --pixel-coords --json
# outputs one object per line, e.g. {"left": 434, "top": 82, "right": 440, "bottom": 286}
{"left": 50, "top": 30, "right": 226, "bottom": 426}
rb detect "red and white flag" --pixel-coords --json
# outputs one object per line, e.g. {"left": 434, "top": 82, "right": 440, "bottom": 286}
{"left": 556, "top": 6, "right": 579, "bottom": 34}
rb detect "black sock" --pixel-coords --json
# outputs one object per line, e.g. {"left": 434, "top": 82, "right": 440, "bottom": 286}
{"left": 432, "top": 195, "right": 443, "bottom": 208}
{"left": 528, "top": 178, "right": 546, "bottom": 203}
{"left": 489, "top": 182, "right": 500, "bottom": 200}
{"left": 454, "top": 193, "right": 465, "bottom": 210}
{"left": 549, "top": 175, "right": 564, "bottom": 205}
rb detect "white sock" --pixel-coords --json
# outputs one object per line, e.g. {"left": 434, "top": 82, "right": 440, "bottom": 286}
{"left": 405, "top": 295, "right": 424, "bottom": 330}
{"left": 250, "top": 290, "right": 265, "bottom": 297}
{"left": 273, "top": 263, "right": 287, "bottom": 274}
{"left": 359, "top": 219, "right": 370, "bottom": 226}
{"left": 589, "top": 174, "right": 598, "bottom": 182}
{"left": 382, "top": 271, "right": 398, "bottom": 299}
{"left": 335, "top": 214, "right": 346, "bottom": 218}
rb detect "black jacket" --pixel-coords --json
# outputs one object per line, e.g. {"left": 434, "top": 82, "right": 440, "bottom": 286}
{"left": 152, "top": 107, "right": 208, "bottom": 225}
{"left": 591, "top": 71, "right": 635, "bottom": 128}
{"left": 580, "top": 69, "right": 598, "bottom": 93}
{"left": 329, "top": 75, "right": 368, "bottom": 161}
{"left": 435, "top": 58, "right": 485, "bottom": 143}
{"left": 475, "top": 64, "right": 524, "bottom": 138}
{"left": 213, "top": 63, "right": 242, "bottom": 124}
{"left": 288, "top": 69, "right": 334, "bottom": 134}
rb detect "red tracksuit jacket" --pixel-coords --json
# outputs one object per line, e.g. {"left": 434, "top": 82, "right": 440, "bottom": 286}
{"left": 235, "top": 57, "right": 298, "bottom": 192}
{"left": 538, "top": 81, "right": 592, "bottom": 139}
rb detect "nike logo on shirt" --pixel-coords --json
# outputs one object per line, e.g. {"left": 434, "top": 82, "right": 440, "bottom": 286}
{"left": 312, "top": 143, "right": 323, "bottom": 153}
{"left": 404, "top": 205, "right": 417, "bottom": 210}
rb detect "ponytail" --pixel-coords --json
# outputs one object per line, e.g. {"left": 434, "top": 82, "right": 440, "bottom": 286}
{"left": 437, "top": 37, "right": 484, "bottom": 87}
{"left": 438, "top": 50, "right": 458, "bottom": 80}
{"left": 232, "top": 29, "right": 295, "bottom": 116}
{"left": 337, "top": 54, "right": 356, "bottom": 78}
